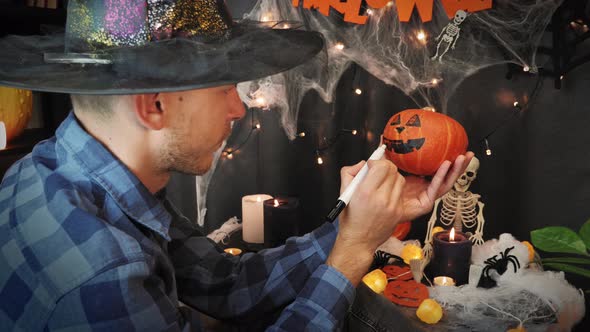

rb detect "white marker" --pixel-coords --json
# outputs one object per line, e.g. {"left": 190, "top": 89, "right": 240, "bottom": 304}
{"left": 326, "top": 144, "right": 387, "bottom": 222}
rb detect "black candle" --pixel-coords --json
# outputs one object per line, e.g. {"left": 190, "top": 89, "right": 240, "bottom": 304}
{"left": 430, "top": 229, "right": 472, "bottom": 286}
{"left": 263, "top": 197, "right": 300, "bottom": 248}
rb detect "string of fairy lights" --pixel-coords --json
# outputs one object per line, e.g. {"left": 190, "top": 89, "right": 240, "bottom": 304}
{"left": 221, "top": 3, "right": 561, "bottom": 163}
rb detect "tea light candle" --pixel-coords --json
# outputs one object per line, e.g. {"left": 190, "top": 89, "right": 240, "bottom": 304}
{"left": 429, "top": 228, "right": 472, "bottom": 286}
{"left": 263, "top": 197, "right": 299, "bottom": 248}
{"left": 242, "top": 194, "right": 273, "bottom": 244}
{"left": 0, "top": 121, "right": 6, "bottom": 150}
{"left": 433, "top": 276, "right": 455, "bottom": 286}
{"left": 224, "top": 248, "right": 242, "bottom": 256}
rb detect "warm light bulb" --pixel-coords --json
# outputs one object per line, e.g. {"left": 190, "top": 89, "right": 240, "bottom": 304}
{"left": 227, "top": 152, "right": 234, "bottom": 159}
{"left": 423, "top": 106, "right": 436, "bottom": 112}
{"left": 484, "top": 138, "right": 492, "bottom": 156}
{"left": 0, "top": 121, "right": 6, "bottom": 150}
{"left": 352, "top": 130, "right": 358, "bottom": 135}
{"left": 261, "top": 13, "right": 272, "bottom": 22}
{"left": 449, "top": 228, "right": 455, "bottom": 242}
{"left": 560, "top": 75, "right": 564, "bottom": 80}
{"left": 298, "top": 132, "right": 306, "bottom": 137}
{"left": 416, "top": 30, "right": 427, "bottom": 43}
{"left": 274, "top": 199, "right": 279, "bottom": 207}
{"left": 386, "top": 1, "right": 393, "bottom": 7}
{"left": 256, "top": 96, "right": 266, "bottom": 106}
{"left": 513, "top": 101, "right": 519, "bottom": 107}
{"left": 334, "top": 43, "right": 345, "bottom": 51}
{"left": 355, "top": 88, "right": 362, "bottom": 95}
{"left": 431, "top": 78, "right": 439, "bottom": 85}
{"left": 523, "top": 65, "right": 530, "bottom": 72}
{"left": 255, "top": 123, "right": 261, "bottom": 129}
{"left": 317, "top": 156, "right": 324, "bottom": 165}
{"left": 486, "top": 148, "right": 492, "bottom": 156}
{"left": 366, "top": 9, "right": 373, "bottom": 16}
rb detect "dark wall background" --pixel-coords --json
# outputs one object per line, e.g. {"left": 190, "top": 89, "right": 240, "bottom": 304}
{"left": 203, "top": 1, "right": 590, "bottom": 242}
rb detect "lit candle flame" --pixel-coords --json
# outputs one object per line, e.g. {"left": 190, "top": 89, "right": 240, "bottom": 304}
{"left": 274, "top": 199, "right": 279, "bottom": 207}
{"left": 449, "top": 228, "right": 455, "bottom": 242}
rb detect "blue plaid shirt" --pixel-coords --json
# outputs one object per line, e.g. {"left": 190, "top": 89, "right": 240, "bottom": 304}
{"left": 0, "top": 113, "right": 355, "bottom": 331}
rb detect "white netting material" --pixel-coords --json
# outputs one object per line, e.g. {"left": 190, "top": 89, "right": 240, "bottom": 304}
{"left": 237, "top": 0, "right": 562, "bottom": 139}
{"left": 429, "top": 269, "right": 585, "bottom": 331}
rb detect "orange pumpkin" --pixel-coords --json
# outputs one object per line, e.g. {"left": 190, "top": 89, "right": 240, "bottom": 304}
{"left": 383, "top": 109, "right": 468, "bottom": 176}
{"left": 391, "top": 221, "right": 411, "bottom": 240}
{"left": 0, "top": 87, "right": 33, "bottom": 144}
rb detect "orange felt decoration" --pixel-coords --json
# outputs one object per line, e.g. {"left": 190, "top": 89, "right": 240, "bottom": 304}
{"left": 0, "top": 87, "right": 33, "bottom": 144}
{"left": 384, "top": 279, "right": 429, "bottom": 307}
{"left": 396, "top": 0, "right": 434, "bottom": 22}
{"left": 441, "top": 0, "right": 492, "bottom": 19}
{"left": 293, "top": 0, "right": 493, "bottom": 24}
{"left": 382, "top": 265, "right": 413, "bottom": 281}
{"left": 392, "top": 221, "right": 411, "bottom": 240}
{"left": 382, "top": 109, "right": 468, "bottom": 176}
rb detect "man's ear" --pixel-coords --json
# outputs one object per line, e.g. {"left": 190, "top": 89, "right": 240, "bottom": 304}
{"left": 132, "top": 93, "right": 165, "bottom": 130}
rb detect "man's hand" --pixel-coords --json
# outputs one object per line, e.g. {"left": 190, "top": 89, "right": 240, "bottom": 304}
{"left": 401, "top": 152, "right": 474, "bottom": 221}
{"left": 327, "top": 159, "right": 405, "bottom": 286}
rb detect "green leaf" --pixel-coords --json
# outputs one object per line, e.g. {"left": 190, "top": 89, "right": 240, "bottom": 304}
{"left": 531, "top": 226, "right": 588, "bottom": 256}
{"left": 541, "top": 257, "right": 590, "bottom": 265}
{"left": 579, "top": 219, "right": 590, "bottom": 249}
{"left": 543, "top": 262, "right": 590, "bottom": 278}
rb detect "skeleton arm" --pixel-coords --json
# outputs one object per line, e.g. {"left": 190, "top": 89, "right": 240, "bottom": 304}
{"left": 470, "top": 201, "right": 485, "bottom": 245}
{"left": 451, "top": 30, "right": 461, "bottom": 49}
{"left": 422, "top": 197, "right": 442, "bottom": 258}
{"left": 435, "top": 25, "right": 447, "bottom": 41}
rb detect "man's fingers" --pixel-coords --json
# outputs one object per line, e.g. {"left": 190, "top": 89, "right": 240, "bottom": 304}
{"left": 428, "top": 160, "right": 452, "bottom": 198}
{"left": 340, "top": 161, "right": 365, "bottom": 193}
{"left": 360, "top": 160, "right": 396, "bottom": 194}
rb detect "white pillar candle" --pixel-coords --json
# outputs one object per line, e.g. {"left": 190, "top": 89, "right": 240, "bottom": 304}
{"left": 242, "top": 194, "right": 272, "bottom": 244}
{"left": 0, "top": 121, "right": 6, "bottom": 150}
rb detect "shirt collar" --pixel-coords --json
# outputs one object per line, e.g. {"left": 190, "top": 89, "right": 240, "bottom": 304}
{"left": 56, "top": 112, "right": 172, "bottom": 241}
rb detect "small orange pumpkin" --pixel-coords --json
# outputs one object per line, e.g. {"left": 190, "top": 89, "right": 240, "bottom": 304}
{"left": 383, "top": 109, "right": 468, "bottom": 176}
{"left": 0, "top": 87, "right": 33, "bottom": 144}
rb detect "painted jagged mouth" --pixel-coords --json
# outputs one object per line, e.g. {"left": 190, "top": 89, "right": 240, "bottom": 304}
{"left": 384, "top": 138, "right": 425, "bottom": 154}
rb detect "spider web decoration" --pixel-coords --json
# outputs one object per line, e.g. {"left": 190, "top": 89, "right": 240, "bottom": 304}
{"left": 237, "top": 0, "right": 563, "bottom": 140}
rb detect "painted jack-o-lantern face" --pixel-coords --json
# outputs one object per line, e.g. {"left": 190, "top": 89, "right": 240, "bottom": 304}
{"left": 385, "top": 113, "right": 425, "bottom": 154}
{"left": 382, "top": 109, "right": 468, "bottom": 176}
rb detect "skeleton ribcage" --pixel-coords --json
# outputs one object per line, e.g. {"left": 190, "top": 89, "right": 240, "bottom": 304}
{"left": 439, "top": 192, "right": 478, "bottom": 230}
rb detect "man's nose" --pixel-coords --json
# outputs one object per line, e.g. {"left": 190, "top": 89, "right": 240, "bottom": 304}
{"left": 228, "top": 87, "right": 246, "bottom": 120}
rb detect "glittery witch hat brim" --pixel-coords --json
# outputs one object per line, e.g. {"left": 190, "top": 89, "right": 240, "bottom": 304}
{"left": 0, "top": 24, "right": 324, "bottom": 94}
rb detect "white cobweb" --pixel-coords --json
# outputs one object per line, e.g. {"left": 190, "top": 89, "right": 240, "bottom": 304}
{"left": 237, "top": 0, "right": 563, "bottom": 140}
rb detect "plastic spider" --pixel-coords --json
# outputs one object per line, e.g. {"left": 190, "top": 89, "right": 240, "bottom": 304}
{"left": 370, "top": 250, "right": 402, "bottom": 271}
{"left": 478, "top": 246, "right": 521, "bottom": 288}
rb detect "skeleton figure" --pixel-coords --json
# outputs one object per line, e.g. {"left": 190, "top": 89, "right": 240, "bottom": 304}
{"left": 431, "top": 10, "right": 467, "bottom": 62}
{"left": 423, "top": 157, "right": 485, "bottom": 258}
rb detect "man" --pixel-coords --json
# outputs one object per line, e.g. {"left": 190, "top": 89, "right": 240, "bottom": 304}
{"left": 0, "top": 1, "right": 473, "bottom": 330}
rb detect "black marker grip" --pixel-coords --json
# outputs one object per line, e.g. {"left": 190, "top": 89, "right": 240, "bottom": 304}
{"left": 325, "top": 200, "right": 346, "bottom": 222}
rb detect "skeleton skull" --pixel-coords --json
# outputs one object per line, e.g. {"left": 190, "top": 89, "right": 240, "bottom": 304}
{"left": 454, "top": 156, "right": 479, "bottom": 192}
{"left": 453, "top": 10, "right": 467, "bottom": 25}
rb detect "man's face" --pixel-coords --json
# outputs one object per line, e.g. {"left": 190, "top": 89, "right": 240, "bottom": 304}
{"left": 158, "top": 85, "right": 245, "bottom": 175}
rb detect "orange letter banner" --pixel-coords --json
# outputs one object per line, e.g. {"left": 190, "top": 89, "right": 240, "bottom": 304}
{"left": 440, "top": 0, "right": 492, "bottom": 19}
{"left": 396, "top": 0, "right": 434, "bottom": 22}
{"left": 292, "top": 0, "right": 493, "bottom": 24}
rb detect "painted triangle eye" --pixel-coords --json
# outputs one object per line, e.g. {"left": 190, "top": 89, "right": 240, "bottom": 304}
{"left": 389, "top": 114, "right": 401, "bottom": 126}
{"left": 405, "top": 115, "right": 421, "bottom": 127}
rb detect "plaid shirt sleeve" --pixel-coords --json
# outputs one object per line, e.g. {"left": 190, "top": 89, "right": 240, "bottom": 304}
{"left": 168, "top": 214, "right": 356, "bottom": 331}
